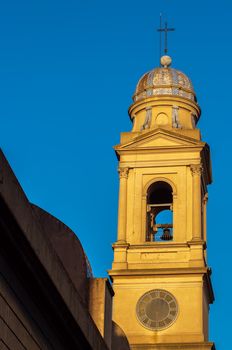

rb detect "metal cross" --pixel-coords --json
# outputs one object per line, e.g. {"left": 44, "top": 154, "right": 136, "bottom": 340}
{"left": 157, "top": 18, "right": 175, "bottom": 55}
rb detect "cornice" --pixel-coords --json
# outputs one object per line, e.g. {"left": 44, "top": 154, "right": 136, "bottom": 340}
{"left": 130, "top": 342, "right": 215, "bottom": 349}
{"left": 116, "top": 146, "right": 205, "bottom": 156}
{"left": 126, "top": 242, "right": 190, "bottom": 249}
{"left": 109, "top": 266, "right": 210, "bottom": 277}
{"left": 128, "top": 95, "right": 201, "bottom": 121}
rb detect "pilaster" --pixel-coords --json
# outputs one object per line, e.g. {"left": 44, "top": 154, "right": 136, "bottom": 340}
{"left": 190, "top": 164, "right": 203, "bottom": 241}
{"left": 117, "top": 167, "right": 129, "bottom": 243}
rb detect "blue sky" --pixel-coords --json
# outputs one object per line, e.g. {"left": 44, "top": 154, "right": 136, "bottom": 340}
{"left": 0, "top": 1, "right": 230, "bottom": 348}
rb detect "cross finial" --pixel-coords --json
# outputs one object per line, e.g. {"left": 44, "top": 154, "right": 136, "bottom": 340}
{"left": 157, "top": 15, "right": 175, "bottom": 56}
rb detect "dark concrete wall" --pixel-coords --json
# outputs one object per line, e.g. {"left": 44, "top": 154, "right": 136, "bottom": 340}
{"left": 111, "top": 321, "right": 131, "bottom": 350}
{"left": 0, "top": 196, "right": 94, "bottom": 350}
{"left": 1, "top": 256, "right": 58, "bottom": 350}
{"left": 31, "top": 204, "right": 90, "bottom": 306}
{"left": 0, "top": 149, "right": 109, "bottom": 350}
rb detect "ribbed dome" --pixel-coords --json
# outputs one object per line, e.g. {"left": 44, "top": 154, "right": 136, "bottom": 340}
{"left": 133, "top": 67, "right": 197, "bottom": 103}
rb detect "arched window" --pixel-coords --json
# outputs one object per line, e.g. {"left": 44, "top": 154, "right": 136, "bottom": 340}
{"left": 146, "top": 181, "right": 173, "bottom": 242}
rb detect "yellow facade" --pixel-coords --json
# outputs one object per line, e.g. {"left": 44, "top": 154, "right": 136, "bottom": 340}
{"left": 109, "top": 56, "right": 215, "bottom": 350}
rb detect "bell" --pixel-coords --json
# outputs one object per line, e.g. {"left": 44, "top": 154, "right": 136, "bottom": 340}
{"left": 161, "top": 228, "right": 172, "bottom": 241}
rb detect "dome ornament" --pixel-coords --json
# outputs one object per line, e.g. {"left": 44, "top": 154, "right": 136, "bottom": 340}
{"left": 160, "top": 55, "right": 172, "bottom": 67}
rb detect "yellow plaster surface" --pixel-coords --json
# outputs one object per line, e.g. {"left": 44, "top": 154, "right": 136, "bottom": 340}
{"left": 109, "top": 71, "right": 215, "bottom": 349}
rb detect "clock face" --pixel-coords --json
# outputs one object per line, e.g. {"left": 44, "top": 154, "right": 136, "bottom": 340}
{"left": 136, "top": 289, "right": 178, "bottom": 331}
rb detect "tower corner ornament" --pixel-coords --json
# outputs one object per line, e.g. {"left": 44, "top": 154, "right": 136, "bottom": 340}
{"left": 190, "top": 164, "right": 203, "bottom": 176}
{"left": 118, "top": 167, "right": 129, "bottom": 179}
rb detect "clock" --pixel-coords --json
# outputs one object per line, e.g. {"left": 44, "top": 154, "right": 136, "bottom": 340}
{"left": 136, "top": 289, "right": 178, "bottom": 331}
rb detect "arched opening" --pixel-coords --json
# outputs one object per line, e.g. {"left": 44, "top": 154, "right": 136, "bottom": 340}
{"left": 146, "top": 181, "right": 173, "bottom": 242}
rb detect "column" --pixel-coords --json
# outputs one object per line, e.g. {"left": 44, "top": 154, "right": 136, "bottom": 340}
{"left": 203, "top": 193, "right": 208, "bottom": 241}
{"left": 190, "top": 164, "right": 202, "bottom": 241}
{"left": 203, "top": 193, "right": 208, "bottom": 260}
{"left": 172, "top": 193, "right": 177, "bottom": 240}
{"left": 117, "top": 167, "right": 129, "bottom": 242}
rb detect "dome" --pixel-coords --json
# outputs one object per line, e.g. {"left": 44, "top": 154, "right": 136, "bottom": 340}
{"left": 128, "top": 56, "right": 201, "bottom": 133}
{"left": 133, "top": 66, "right": 197, "bottom": 103}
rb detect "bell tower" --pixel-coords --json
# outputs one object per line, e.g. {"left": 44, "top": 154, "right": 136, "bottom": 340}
{"left": 109, "top": 55, "right": 215, "bottom": 350}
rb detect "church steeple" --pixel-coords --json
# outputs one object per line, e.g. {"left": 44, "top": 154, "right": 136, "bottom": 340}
{"left": 109, "top": 55, "right": 215, "bottom": 350}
